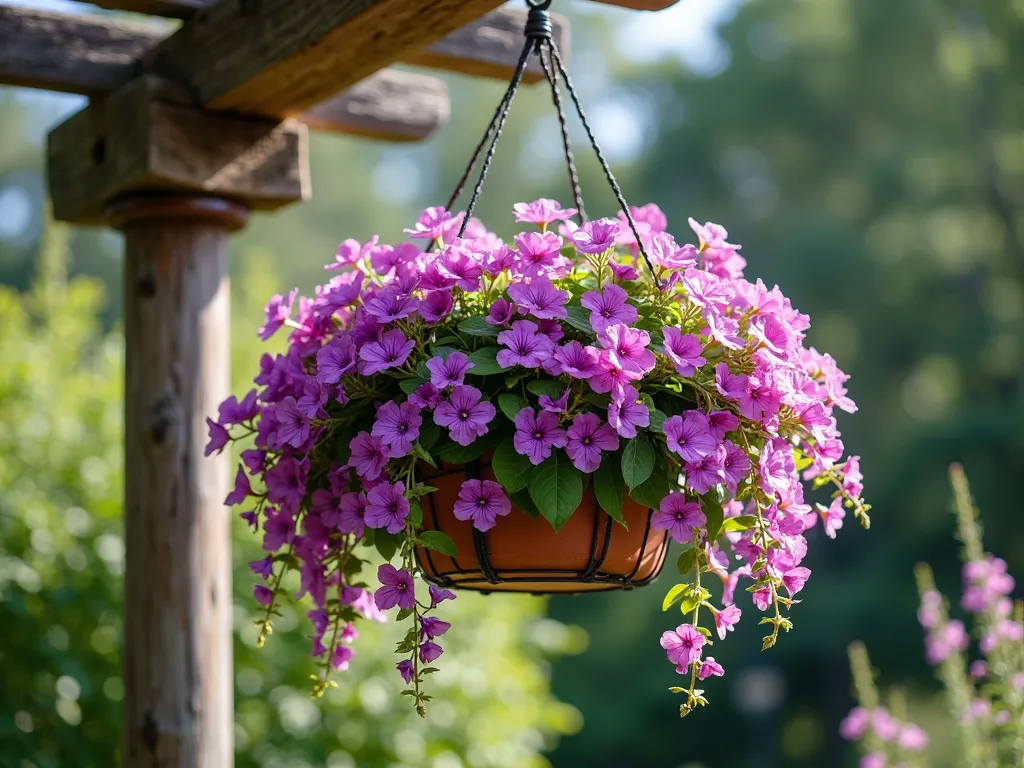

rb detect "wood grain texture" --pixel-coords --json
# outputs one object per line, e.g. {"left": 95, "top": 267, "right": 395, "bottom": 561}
{"left": 145, "top": 0, "right": 506, "bottom": 115}
{"left": 588, "top": 0, "right": 681, "bottom": 8}
{"left": 0, "top": 5, "right": 163, "bottom": 95}
{"left": 302, "top": 69, "right": 449, "bottom": 140}
{"left": 118, "top": 204, "right": 233, "bottom": 768}
{"left": 47, "top": 76, "right": 309, "bottom": 223}
{"left": 89, "top": 0, "right": 678, "bottom": 15}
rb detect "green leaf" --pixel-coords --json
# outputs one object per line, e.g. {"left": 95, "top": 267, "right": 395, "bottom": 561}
{"left": 418, "top": 423, "right": 441, "bottom": 451}
{"left": 721, "top": 515, "right": 759, "bottom": 533}
{"left": 662, "top": 583, "right": 687, "bottom": 611}
{"left": 431, "top": 346, "right": 458, "bottom": 360}
{"left": 510, "top": 488, "right": 541, "bottom": 519}
{"left": 405, "top": 485, "right": 438, "bottom": 500}
{"left": 433, "top": 336, "right": 459, "bottom": 346}
{"left": 407, "top": 500, "right": 423, "bottom": 529}
{"left": 457, "top": 317, "right": 499, "bottom": 337}
{"left": 529, "top": 452, "right": 584, "bottom": 531}
{"left": 629, "top": 469, "right": 671, "bottom": 509}
{"left": 418, "top": 530, "right": 458, "bottom": 557}
{"left": 504, "top": 370, "right": 531, "bottom": 389}
{"left": 492, "top": 440, "right": 534, "bottom": 493}
{"left": 563, "top": 304, "right": 595, "bottom": 335}
{"left": 680, "top": 594, "right": 701, "bottom": 614}
{"left": 400, "top": 377, "right": 426, "bottom": 395}
{"left": 374, "top": 532, "right": 398, "bottom": 562}
{"left": 412, "top": 443, "right": 437, "bottom": 468}
{"left": 648, "top": 408, "right": 668, "bottom": 433}
{"left": 526, "top": 379, "right": 566, "bottom": 398}
{"left": 396, "top": 608, "right": 414, "bottom": 622}
{"left": 593, "top": 454, "right": 626, "bottom": 526}
{"left": 676, "top": 547, "right": 696, "bottom": 577}
{"left": 621, "top": 434, "right": 655, "bottom": 489}
{"left": 703, "top": 495, "right": 725, "bottom": 543}
{"left": 498, "top": 393, "right": 528, "bottom": 422}
{"left": 466, "top": 347, "right": 503, "bottom": 375}
{"left": 435, "top": 430, "right": 502, "bottom": 463}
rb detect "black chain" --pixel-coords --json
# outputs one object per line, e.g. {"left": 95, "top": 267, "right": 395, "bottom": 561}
{"left": 442, "top": 0, "right": 658, "bottom": 284}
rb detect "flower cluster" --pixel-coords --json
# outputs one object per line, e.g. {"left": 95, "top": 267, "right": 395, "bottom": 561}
{"left": 842, "top": 466, "right": 1024, "bottom": 767}
{"left": 208, "top": 197, "right": 869, "bottom": 715}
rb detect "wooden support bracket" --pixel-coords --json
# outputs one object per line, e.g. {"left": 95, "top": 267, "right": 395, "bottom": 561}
{"left": 47, "top": 76, "right": 310, "bottom": 224}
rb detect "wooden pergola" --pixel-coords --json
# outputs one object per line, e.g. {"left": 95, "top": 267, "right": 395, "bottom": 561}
{"left": 0, "top": 1, "right": 677, "bottom": 765}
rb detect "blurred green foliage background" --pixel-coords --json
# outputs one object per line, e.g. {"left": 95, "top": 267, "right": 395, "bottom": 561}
{"left": 1, "top": 0, "right": 1022, "bottom": 766}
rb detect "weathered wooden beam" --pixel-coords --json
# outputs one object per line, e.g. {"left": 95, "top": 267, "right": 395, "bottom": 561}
{"left": 47, "top": 76, "right": 309, "bottom": 224}
{"left": 144, "top": 0, "right": 509, "bottom": 115}
{"left": 0, "top": 6, "right": 448, "bottom": 141}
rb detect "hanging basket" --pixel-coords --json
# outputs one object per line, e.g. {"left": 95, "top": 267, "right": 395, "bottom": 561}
{"left": 417, "top": 456, "right": 670, "bottom": 594}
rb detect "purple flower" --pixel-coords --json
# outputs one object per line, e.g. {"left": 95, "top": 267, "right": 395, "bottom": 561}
{"left": 205, "top": 418, "right": 229, "bottom": 456}
{"left": 374, "top": 564, "right": 416, "bottom": 611}
{"left": 338, "top": 492, "right": 368, "bottom": 537}
{"left": 662, "top": 328, "right": 706, "bottom": 377}
{"left": 429, "top": 585, "right": 456, "bottom": 607}
{"left": 296, "top": 377, "right": 329, "bottom": 419}
{"left": 433, "top": 385, "right": 496, "bottom": 446}
{"left": 513, "top": 408, "right": 568, "bottom": 465}
{"left": 538, "top": 388, "right": 570, "bottom": 414}
{"left": 715, "top": 362, "right": 747, "bottom": 401}
{"left": 419, "top": 641, "right": 444, "bottom": 664}
{"left": 782, "top": 566, "right": 811, "bottom": 596}
{"left": 707, "top": 410, "right": 740, "bottom": 441}
{"left": 405, "top": 206, "right": 461, "bottom": 241}
{"left": 254, "top": 584, "right": 273, "bottom": 606}
{"left": 554, "top": 341, "right": 601, "bottom": 379}
{"left": 330, "top": 645, "right": 355, "bottom": 671}
{"left": 363, "top": 286, "right": 418, "bottom": 322}
{"left": 262, "top": 507, "right": 295, "bottom": 551}
{"left": 572, "top": 218, "right": 620, "bottom": 254}
{"left": 420, "top": 616, "right": 452, "bottom": 639}
{"left": 316, "top": 336, "right": 356, "bottom": 384}
{"left": 514, "top": 198, "right": 577, "bottom": 226}
{"left": 684, "top": 451, "right": 725, "bottom": 495}
{"left": 608, "top": 260, "right": 639, "bottom": 281}
{"left": 349, "top": 431, "right": 388, "bottom": 480}
{"left": 607, "top": 385, "right": 650, "bottom": 439}
{"left": 507, "top": 277, "right": 569, "bottom": 320}
{"left": 649, "top": 233, "right": 697, "bottom": 270}
{"left": 660, "top": 623, "right": 705, "bottom": 671}
{"left": 397, "top": 659, "right": 415, "bottom": 684}
{"left": 714, "top": 604, "right": 741, "bottom": 640}
{"left": 590, "top": 350, "right": 637, "bottom": 398}
{"left": 437, "top": 244, "right": 484, "bottom": 291}
{"left": 821, "top": 497, "right": 845, "bottom": 539}
{"left": 358, "top": 330, "right": 415, "bottom": 376}
{"left": 486, "top": 298, "right": 516, "bottom": 326}
{"left": 275, "top": 397, "right": 310, "bottom": 448}
{"left": 249, "top": 555, "right": 273, "bottom": 579}
{"left": 264, "top": 458, "right": 306, "bottom": 514}
{"left": 497, "top": 320, "right": 555, "bottom": 369}
{"left": 258, "top": 289, "right": 297, "bottom": 340}
{"left": 514, "top": 231, "right": 569, "bottom": 278}
{"left": 364, "top": 481, "right": 410, "bottom": 534}
{"left": 419, "top": 290, "right": 454, "bottom": 324}
{"left": 721, "top": 441, "right": 750, "bottom": 492}
{"left": 372, "top": 400, "right": 422, "bottom": 458}
{"left": 426, "top": 352, "right": 474, "bottom": 389}
{"left": 327, "top": 237, "right": 376, "bottom": 270}
{"left": 218, "top": 389, "right": 259, "bottom": 424}
{"left": 581, "top": 285, "right": 638, "bottom": 334}
{"left": 453, "top": 479, "right": 511, "bottom": 531}
{"left": 652, "top": 492, "right": 706, "bottom": 543}
{"left": 408, "top": 382, "right": 441, "bottom": 410}
{"left": 740, "top": 367, "right": 782, "bottom": 422}
{"left": 698, "top": 657, "right": 725, "bottom": 681}
{"left": 601, "top": 324, "right": 656, "bottom": 376}
{"left": 225, "top": 465, "right": 252, "bottom": 506}
{"left": 663, "top": 411, "right": 717, "bottom": 463}
{"left": 565, "top": 413, "right": 619, "bottom": 473}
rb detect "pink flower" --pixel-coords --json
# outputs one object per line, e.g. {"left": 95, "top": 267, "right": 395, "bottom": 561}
{"left": 821, "top": 497, "right": 845, "bottom": 539}
{"left": 426, "top": 352, "right": 474, "bottom": 389}
{"left": 507, "top": 277, "right": 569, "bottom": 320}
{"left": 697, "top": 657, "right": 725, "bottom": 680}
{"left": 607, "top": 385, "right": 650, "bottom": 438}
{"left": 419, "top": 290, "right": 454, "bottom": 324}
{"left": 652, "top": 492, "right": 706, "bottom": 543}
{"left": 372, "top": 400, "right": 422, "bottom": 458}
{"left": 707, "top": 410, "right": 739, "bottom": 441}
{"left": 554, "top": 341, "right": 602, "bottom": 379}
{"left": 349, "top": 431, "right": 388, "bottom": 480}
{"left": 363, "top": 286, "right": 418, "bottom": 322}
{"left": 364, "top": 481, "right": 410, "bottom": 534}
{"left": 648, "top": 233, "right": 697, "bottom": 270}
{"left": 684, "top": 449, "right": 726, "bottom": 495}
{"left": 590, "top": 350, "right": 637, "bottom": 398}
{"left": 405, "top": 206, "right": 461, "bottom": 240}
{"left": 782, "top": 566, "right": 811, "bottom": 596}
{"left": 453, "top": 479, "right": 511, "bottom": 531}
{"left": 898, "top": 724, "right": 928, "bottom": 751}
{"left": 436, "top": 244, "right": 483, "bottom": 291}
{"left": 358, "top": 329, "right": 415, "bottom": 375}
{"left": 374, "top": 564, "right": 415, "bottom": 611}
{"left": 660, "top": 623, "right": 705, "bottom": 670}
{"left": 715, "top": 362, "right": 747, "bottom": 401}
{"left": 581, "top": 285, "right": 638, "bottom": 334}
{"left": 514, "top": 198, "right": 577, "bottom": 226}
{"left": 565, "top": 413, "right": 620, "bottom": 472}
{"left": 714, "top": 604, "right": 741, "bottom": 640}
{"left": 663, "top": 411, "right": 717, "bottom": 463}
{"left": 721, "top": 441, "right": 751, "bottom": 492}
{"left": 662, "top": 328, "right": 706, "bottom": 377}
{"left": 497, "top": 320, "right": 555, "bottom": 369}
{"left": 839, "top": 707, "right": 870, "bottom": 740}
{"left": 601, "top": 324, "right": 656, "bottom": 376}
{"left": 538, "top": 388, "right": 570, "bottom": 414}
{"left": 486, "top": 298, "right": 516, "bottom": 326}
{"left": 513, "top": 408, "right": 568, "bottom": 465}
{"left": 514, "top": 231, "right": 569, "bottom": 278}
{"left": 259, "top": 289, "right": 297, "bottom": 340}
{"left": 433, "top": 385, "right": 495, "bottom": 446}
{"left": 327, "top": 237, "right": 377, "bottom": 270}
{"left": 572, "top": 218, "right": 620, "bottom": 254}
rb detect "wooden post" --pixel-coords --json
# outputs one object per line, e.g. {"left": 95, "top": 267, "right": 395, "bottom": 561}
{"left": 109, "top": 194, "right": 246, "bottom": 768}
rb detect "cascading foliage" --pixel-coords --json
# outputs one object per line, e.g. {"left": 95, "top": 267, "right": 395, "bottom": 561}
{"left": 208, "top": 198, "right": 870, "bottom": 717}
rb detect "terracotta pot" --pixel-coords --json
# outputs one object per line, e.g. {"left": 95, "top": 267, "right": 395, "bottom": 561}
{"left": 416, "top": 456, "right": 670, "bottom": 595}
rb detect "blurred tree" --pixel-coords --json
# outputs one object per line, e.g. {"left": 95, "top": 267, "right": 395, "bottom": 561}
{"left": 0, "top": 221, "right": 582, "bottom": 768}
